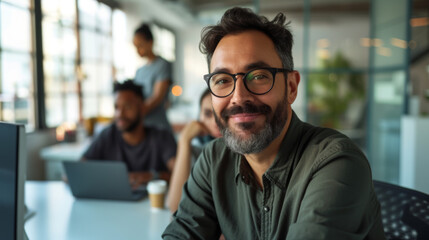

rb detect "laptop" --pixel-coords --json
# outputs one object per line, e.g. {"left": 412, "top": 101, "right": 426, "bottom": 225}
{"left": 63, "top": 161, "right": 147, "bottom": 201}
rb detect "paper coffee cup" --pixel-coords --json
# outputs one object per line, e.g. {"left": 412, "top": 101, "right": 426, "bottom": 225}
{"left": 147, "top": 180, "right": 167, "bottom": 209}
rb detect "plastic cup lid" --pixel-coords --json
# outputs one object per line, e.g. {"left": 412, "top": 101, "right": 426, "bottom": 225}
{"left": 147, "top": 180, "right": 167, "bottom": 194}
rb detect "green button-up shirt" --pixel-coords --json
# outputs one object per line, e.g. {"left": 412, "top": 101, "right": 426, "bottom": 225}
{"left": 163, "top": 113, "right": 385, "bottom": 240}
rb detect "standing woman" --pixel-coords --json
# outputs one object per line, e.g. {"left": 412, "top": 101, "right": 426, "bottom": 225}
{"left": 133, "top": 23, "right": 172, "bottom": 131}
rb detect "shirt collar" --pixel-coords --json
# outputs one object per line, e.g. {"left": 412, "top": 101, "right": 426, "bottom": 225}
{"left": 234, "top": 111, "right": 304, "bottom": 190}
{"left": 234, "top": 155, "right": 260, "bottom": 189}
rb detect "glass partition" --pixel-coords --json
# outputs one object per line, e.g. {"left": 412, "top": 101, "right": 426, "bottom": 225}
{"left": 368, "top": 0, "right": 410, "bottom": 183}
{"left": 281, "top": 0, "right": 411, "bottom": 183}
{"left": 303, "top": 1, "right": 370, "bottom": 150}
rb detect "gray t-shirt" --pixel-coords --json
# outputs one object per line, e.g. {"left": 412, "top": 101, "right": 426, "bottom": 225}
{"left": 83, "top": 124, "right": 176, "bottom": 172}
{"left": 135, "top": 57, "right": 172, "bottom": 131}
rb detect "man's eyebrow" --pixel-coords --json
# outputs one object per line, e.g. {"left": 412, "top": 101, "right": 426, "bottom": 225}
{"left": 211, "top": 67, "right": 229, "bottom": 73}
{"left": 211, "top": 61, "right": 272, "bottom": 73}
{"left": 244, "top": 61, "right": 271, "bottom": 70}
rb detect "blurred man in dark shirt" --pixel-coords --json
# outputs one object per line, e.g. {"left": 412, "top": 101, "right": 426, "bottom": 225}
{"left": 83, "top": 80, "right": 176, "bottom": 188}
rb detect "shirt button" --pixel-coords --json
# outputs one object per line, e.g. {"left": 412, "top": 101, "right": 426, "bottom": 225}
{"left": 263, "top": 206, "right": 270, "bottom": 212}
{"left": 241, "top": 175, "right": 246, "bottom": 181}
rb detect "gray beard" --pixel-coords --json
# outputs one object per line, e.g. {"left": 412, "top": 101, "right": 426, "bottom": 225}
{"left": 222, "top": 122, "right": 274, "bottom": 154}
{"left": 215, "top": 98, "right": 288, "bottom": 155}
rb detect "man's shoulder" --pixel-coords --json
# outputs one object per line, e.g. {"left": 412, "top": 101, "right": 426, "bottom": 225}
{"left": 94, "top": 123, "right": 118, "bottom": 141}
{"left": 300, "top": 125, "right": 367, "bottom": 165}
{"left": 83, "top": 123, "right": 119, "bottom": 159}
{"left": 146, "top": 127, "right": 175, "bottom": 141}
{"left": 200, "top": 138, "right": 237, "bottom": 164}
{"left": 311, "top": 127, "right": 360, "bottom": 151}
{"left": 292, "top": 114, "right": 356, "bottom": 151}
{"left": 203, "top": 137, "right": 227, "bottom": 152}
{"left": 193, "top": 138, "right": 237, "bottom": 180}
{"left": 146, "top": 126, "right": 170, "bottom": 134}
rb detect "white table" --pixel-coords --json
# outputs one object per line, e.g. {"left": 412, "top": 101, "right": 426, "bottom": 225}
{"left": 25, "top": 181, "right": 172, "bottom": 240}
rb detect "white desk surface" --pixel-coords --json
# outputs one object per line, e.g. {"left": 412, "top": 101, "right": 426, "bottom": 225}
{"left": 40, "top": 139, "right": 92, "bottom": 162}
{"left": 25, "top": 181, "right": 172, "bottom": 240}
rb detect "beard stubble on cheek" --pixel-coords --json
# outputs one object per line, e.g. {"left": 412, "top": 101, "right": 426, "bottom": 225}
{"left": 124, "top": 116, "right": 141, "bottom": 132}
{"left": 116, "top": 114, "right": 142, "bottom": 132}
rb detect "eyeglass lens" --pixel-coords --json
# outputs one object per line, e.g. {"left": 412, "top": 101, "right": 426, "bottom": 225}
{"left": 209, "top": 69, "right": 274, "bottom": 97}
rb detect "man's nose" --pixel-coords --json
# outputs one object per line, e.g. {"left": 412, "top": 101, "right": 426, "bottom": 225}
{"left": 230, "top": 76, "right": 253, "bottom": 104}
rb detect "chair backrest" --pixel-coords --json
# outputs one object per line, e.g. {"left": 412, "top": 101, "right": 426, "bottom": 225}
{"left": 373, "top": 180, "right": 429, "bottom": 240}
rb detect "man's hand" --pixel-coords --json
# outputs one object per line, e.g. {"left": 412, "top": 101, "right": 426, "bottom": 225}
{"left": 129, "top": 171, "right": 172, "bottom": 189}
{"left": 128, "top": 172, "right": 152, "bottom": 189}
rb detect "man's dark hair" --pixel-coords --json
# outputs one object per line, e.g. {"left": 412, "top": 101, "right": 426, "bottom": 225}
{"left": 113, "top": 80, "right": 145, "bottom": 100}
{"left": 199, "top": 7, "right": 294, "bottom": 71}
{"left": 134, "top": 23, "right": 154, "bottom": 41}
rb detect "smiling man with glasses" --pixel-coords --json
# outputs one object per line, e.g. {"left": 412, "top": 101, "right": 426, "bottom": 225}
{"left": 163, "top": 7, "right": 385, "bottom": 240}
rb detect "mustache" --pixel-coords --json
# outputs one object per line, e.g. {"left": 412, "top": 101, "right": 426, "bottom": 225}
{"left": 117, "top": 118, "right": 130, "bottom": 122}
{"left": 220, "top": 102, "right": 272, "bottom": 120}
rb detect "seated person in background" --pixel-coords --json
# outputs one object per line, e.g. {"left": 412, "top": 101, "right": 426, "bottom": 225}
{"left": 167, "top": 89, "right": 222, "bottom": 213}
{"left": 163, "top": 7, "right": 384, "bottom": 239}
{"left": 82, "top": 80, "right": 176, "bottom": 189}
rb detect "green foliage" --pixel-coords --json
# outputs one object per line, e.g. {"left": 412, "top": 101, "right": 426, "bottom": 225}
{"left": 308, "top": 52, "right": 365, "bottom": 128}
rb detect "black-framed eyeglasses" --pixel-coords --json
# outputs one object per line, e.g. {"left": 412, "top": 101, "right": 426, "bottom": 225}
{"left": 203, "top": 67, "right": 290, "bottom": 98}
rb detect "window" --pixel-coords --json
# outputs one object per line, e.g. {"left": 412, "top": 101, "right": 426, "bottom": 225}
{"left": 42, "top": 0, "right": 79, "bottom": 127}
{"left": 151, "top": 24, "right": 176, "bottom": 62}
{"left": 112, "top": 9, "right": 128, "bottom": 81}
{"left": 79, "top": 0, "right": 114, "bottom": 118}
{"left": 41, "top": 0, "right": 127, "bottom": 127}
{"left": 0, "top": 0, "right": 35, "bottom": 130}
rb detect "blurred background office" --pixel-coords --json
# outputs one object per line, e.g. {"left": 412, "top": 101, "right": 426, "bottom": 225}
{"left": 0, "top": 0, "right": 428, "bottom": 193}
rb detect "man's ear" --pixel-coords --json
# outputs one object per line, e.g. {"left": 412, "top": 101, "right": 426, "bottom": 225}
{"left": 287, "top": 71, "right": 300, "bottom": 104}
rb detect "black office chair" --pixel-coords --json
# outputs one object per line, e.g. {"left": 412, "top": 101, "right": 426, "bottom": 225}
{"left": 373, "top": 180, "right": 429, "bottom": 240}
